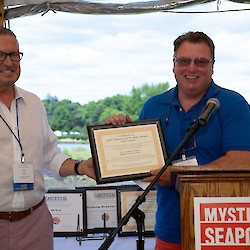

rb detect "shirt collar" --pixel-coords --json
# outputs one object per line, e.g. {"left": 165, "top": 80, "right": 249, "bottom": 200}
{"left": 202, "top": 80, "right": 220, "bottom": 101}
{"left": 14, "top": 86, "right": 25, "bottom": 102}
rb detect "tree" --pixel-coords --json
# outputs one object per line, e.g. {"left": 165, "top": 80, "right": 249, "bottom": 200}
{"left": 125, "top": 82, "right": 169, "bottom": 119}
{"left": 43, "top": 94, "right": 58, "bottom": 117}
{"left": 42, "top": 82, "right": 170, "bottom": 135}
{"left": 98, "top": 107, "right": 122, "bottom": 124}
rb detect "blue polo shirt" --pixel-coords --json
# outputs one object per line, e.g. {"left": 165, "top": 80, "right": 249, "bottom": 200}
{"left": 138, "top": 80, "right": 250, "bottom": 243}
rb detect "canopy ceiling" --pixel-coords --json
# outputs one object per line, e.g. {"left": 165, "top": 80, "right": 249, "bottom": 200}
{"left": 4, "top": 0, "right": 250, "bottom": 20}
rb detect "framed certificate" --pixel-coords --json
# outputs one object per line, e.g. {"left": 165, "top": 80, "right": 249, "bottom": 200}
{"left": 117, "top": 185, "right": 157, "bottom": 236}
{"left": 88, "top": 119, "right": 167, "bottom": 184}
{"left": 45, "top": 190, "right": 86, "bottom": 237}
{"left": 84, "top": 186, "right": 118, "bottom": 234}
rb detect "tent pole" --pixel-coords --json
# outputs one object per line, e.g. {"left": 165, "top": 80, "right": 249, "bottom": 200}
{"left": 0, "top": 0, "right": 4, "bottom": 27}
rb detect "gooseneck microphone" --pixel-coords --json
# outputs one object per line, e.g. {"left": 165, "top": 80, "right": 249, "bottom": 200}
{"left": 198, "top": 98, "right": 220, "bottom": 126}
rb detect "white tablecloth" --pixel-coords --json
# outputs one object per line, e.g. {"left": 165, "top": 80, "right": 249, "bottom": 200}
{"left": 54, "top": 236, "right": 156, "bottom": 250}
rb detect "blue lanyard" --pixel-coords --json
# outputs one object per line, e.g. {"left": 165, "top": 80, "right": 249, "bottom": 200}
{"left": 0, "top": 99, "right": 25, "bottom": 163}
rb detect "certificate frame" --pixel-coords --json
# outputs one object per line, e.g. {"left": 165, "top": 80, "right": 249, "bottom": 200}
{"left": 116, "top": 185, "right": 157, "bottom": 236}
{"left": 45, "top": 190, "right": 87, "bottom": 237}
{"left": 83, "top": 186, "right": 118, "bottom": 234}
{"left": 88, "top": 119, "right": 167, "bottom": 184}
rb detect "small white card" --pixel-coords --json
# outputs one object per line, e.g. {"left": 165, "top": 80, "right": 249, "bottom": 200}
{"left": 172, "top": 156, "right": 198, "bottom": 166}
{"left": 13, "top": 161, "right": 34, "bottom": 191}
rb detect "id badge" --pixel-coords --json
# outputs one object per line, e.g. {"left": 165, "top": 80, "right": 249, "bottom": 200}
{"left": 13, "top": 161, "right": 34, "bottom": 191}
{"left": 172, "top": 156, "right": 198, "bottom": 166}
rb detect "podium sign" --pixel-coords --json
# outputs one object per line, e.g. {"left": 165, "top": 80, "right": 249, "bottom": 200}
{"left": 194, "top": 197, "right": 250, "bottom": 250}
{"left": 170, "top": 164, "right": 250, "bottom": 249}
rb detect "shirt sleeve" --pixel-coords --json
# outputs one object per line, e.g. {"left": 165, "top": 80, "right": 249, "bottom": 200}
{"left": 219, "top": 94, "right": 250, "bottom": 152}
{"left": 41, "top": 104, "right": 69, "bottom": 180}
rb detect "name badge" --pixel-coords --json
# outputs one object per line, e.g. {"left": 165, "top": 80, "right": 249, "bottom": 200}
{"left": 13, "top": 161, "right": 34, "bottom": 191}
{"left": 172, "top": 156, "right": 198, "bottom": 166}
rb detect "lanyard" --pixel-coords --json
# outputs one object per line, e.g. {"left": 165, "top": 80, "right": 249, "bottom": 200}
{"left": 0, "top": 99, "right": 25, "bottom": 163}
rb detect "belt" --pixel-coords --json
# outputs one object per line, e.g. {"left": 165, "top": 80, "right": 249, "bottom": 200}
{"left": 0, "top": 197, "right": 45, "bottom": 222}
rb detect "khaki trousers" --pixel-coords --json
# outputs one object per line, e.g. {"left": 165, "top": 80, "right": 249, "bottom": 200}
{"left": 0, "top": 201, "right": 53, "bottom": 250}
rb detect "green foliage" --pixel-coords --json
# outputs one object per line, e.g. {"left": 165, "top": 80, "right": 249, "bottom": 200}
{"left": 43, "top": 96, "right": 82, "bottom": 132}
{"left": 125, "top": 82, "right": 170, "bottom": 120}
{"left": 98, "top": 107, "right": 122, "bottom": 124}
{"left": 42, "top": 82, "right": 169, "bottom": 134}
{"left": 62, "top": 147, "right": 91, "bottom": 160}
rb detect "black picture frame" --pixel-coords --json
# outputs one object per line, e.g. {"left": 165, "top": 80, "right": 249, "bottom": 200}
{"left": 45, "top": 190, "right": 87, "bottom": 237}
{"left": 82, "top": 186, "right": 119, "bottom": 234}
{"left": 87, "top": 119, "right": 167, "bottom": 184}
{"left": 116, "top": 185, "right": 157, "bottom": 237}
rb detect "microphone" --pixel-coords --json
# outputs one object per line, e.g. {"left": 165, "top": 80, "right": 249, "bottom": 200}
{"left": 198, "top": 98, "right": 220, "bottom": 126}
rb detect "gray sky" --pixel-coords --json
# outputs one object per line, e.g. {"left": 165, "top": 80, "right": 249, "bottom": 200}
{"left": 8, "top": 0, "right": 250, "bottom": 104}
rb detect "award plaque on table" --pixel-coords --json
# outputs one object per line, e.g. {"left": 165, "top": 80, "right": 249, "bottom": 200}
{"left": 87, "top": 119, "right": 167, "bottom": 184}
{"left": 84, "top": 186, "right": 118, "bottom": 234}
{"left": 117, "top": 185, "right": 157, "bottom": 236}
{"left": 45, "top": 190, "right": 86, "bottom": 237}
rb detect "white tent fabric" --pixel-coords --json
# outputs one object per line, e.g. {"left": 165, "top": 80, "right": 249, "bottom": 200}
{"left": 4, "top": 0, "right": 250, "bottom": 20}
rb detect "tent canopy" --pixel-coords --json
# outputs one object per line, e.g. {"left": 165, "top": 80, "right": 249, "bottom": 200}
{"left": 4, "top": 0, "right": 250, "bottom": 20}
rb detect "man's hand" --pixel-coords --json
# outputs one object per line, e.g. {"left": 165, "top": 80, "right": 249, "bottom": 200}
{"left": 78, "top": 157, "right": 96, "bottom": 180}
{"left": 142, "top": 167, "right": 171, "bottom": 187}
{"left": 104, "top": 114, "right": 132, "bottom": 126}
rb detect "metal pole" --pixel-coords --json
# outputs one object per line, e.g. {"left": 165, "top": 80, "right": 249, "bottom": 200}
{"left": 0, "top": 0, "right": 4, "bottom": 27}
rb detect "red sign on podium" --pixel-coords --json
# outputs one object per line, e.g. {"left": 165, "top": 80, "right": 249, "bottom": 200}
{"left": 194, "top": 197, "right": 250, "bottom": 250}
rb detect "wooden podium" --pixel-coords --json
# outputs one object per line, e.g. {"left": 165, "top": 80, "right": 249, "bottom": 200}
{"left": 170, "top": 165, "right": 250, "bottom": 249}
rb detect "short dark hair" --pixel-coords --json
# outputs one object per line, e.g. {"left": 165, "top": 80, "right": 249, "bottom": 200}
{"left": 0, "top": 27, "right": 17, "bottom": 38}
{"left": 174, "top": 31, "right": 215, "bottom": 60}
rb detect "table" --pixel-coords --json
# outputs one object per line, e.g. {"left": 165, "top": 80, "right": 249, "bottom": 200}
{"left": 54, "top": 235, "right": 156, "bottom": 249}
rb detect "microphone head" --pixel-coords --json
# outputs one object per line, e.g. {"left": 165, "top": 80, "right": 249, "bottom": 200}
{"left": 198, "top": 98, "right": 220, "bottom": 126}
{"left": 207, "top": 98, "right": 220, "bottom": 110}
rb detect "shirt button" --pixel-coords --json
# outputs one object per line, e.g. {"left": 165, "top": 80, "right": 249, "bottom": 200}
{"left": 179, "top": 108, "right": 182, "bottom": 112}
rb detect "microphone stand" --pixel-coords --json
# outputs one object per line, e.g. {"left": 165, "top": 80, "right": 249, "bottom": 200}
{"left": 132, "top": 207, "right": 145, "bottom": 250}
{"left": 99, "top": 121, "right": 202, "bottom": 250}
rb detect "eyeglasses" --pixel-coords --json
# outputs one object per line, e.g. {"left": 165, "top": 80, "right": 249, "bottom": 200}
{"left": 0, "top": 51, "right": 24, "bottom": 62}
{"left": 174, "top": 57, "right": 213, "bottom": 67}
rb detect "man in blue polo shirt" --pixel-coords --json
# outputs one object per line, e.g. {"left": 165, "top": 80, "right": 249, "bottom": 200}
{"left": 105, "top": 31, "right": 250, "bottom": 250}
